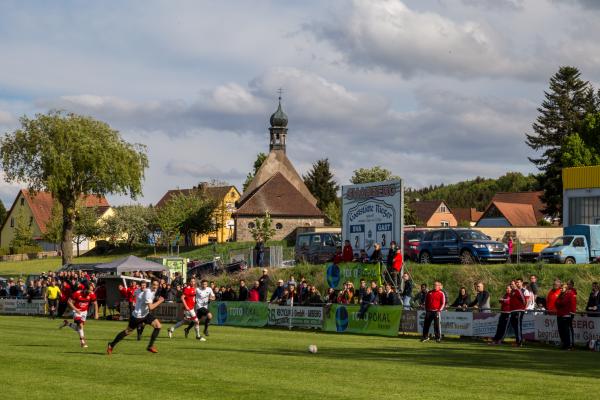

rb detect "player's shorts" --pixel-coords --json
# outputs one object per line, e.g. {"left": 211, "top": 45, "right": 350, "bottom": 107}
{"left": 97, "top": 299, "right": 106, "bottom": 307}
{"left": 47, "top": 299, "right": 58, "bottom": 308}
{"left": 184, "top": 309, "right": 198, "bottom": 322}
{"left": 196, "top": 307, "right": 209, "bottom": 318}
{"left": 73, "top": 310, "right": 88, "bottom": 323}
{"left": 128, "top": 313, "right": 157, "bottom": 330}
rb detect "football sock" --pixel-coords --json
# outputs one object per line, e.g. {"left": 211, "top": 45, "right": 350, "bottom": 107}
{"left": 148, "top": 328, "right": 161, "bottom": 348}
{"left": 172, "top": 320, "right": 186, "bottom": 330}
{"left": 187, "top": 321, "right": 195, "bottom": 330}
{"left": 204, "top": 318, "right": 210, "bottom": 333}
{"left": 68, "top": 323, "right": 78, "bottom": 332}
{"left": 78, "top": 328, "right": 85, "bottom": 340}
{"left": 194, "top": 324, "right": 200, "bottom": 337}
{"left": 110, "top": 330, "right": 128, "bottom": 348}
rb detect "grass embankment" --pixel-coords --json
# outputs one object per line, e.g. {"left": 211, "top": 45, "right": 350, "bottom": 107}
{"left": 0, "top": 316, "right": 597, "bottom": 399}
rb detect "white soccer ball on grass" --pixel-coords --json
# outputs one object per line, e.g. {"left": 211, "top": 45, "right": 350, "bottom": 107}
{"left": 308, "top": 344, "right": 318, "bottom": 354}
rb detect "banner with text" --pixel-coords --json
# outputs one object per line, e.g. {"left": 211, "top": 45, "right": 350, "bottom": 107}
{"left": 323, "top": 304, "right": 402, "bottom": 337}
{"left": 326, "top": 263, "right": 382, "bottom": 290}
{"left": 209, "top": 301, "right": 268, "bottom": 327}
{"left": 535, "top": 314, "right": 600, "bottom": 345}
{"left": 417, "top": 311, "right": 473, "bottom": 336}
{"left": 268, "top": 305, "right": 323, "bottom": 329}
{"left": 0, "top": 299, "right": 45, "bottom": 315}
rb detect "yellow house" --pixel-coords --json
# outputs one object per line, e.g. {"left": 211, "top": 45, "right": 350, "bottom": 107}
{"left": 156, "top": 184, "right": 240, "bottom": 245}
{"left": 0, "top": 189, "right": 111, "bottom": 252}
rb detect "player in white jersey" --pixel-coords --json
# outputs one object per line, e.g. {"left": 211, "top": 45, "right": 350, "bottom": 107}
{"left": 106, "top": 280, "right": 165, "bottom": 354}
{"left": 185, "top": 279, "right": 215, "bottom": 340}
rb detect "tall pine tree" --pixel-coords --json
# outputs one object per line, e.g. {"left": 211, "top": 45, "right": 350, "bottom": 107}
{"left": 303, "top": 158, "right": 339, "bottom": 211}
{"left": 526, "top": 66, "right": 598, "bottom": 221}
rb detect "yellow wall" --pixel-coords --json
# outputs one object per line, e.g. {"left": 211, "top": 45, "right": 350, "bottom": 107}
{"left": 0, "top": 192, "right": 44, "bottom": 249}
{"left": 425, "top": 204, "right": 458, "bottom": 227}
{"left": 563, "top": 165, "right": 600, "bottom": 190}
{"left": 194, "top": 187, "right": 240, "bottom": 244}
{"left": 87, "top": 207, "right": 116, "bottom": 249}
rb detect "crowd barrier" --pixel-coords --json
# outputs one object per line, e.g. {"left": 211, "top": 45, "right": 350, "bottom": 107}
{"left": 3, "top": 299, "right": 599, "bottom": 344}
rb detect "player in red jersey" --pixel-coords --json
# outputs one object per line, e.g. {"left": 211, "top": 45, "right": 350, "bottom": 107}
{"left": 60, "top": 282, "right": 98, "bottom": 348}
{"left": 57, "top": 280, "right": 72, "bottom": 318}
{"left": 167, "top": 277, "right": 201, "bottom": 339}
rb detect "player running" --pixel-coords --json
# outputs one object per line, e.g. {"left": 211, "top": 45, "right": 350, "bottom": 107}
{"left": 167, "top": 277, "right": 200, "bottom": 339}
{"left": 59, "top": 282, "right": 98, "bottom": 348}
{"left": 45, "top": 279, "right": 61, "bottom": 319}
{"left": 184, "top": 279, "right": 215, "bottom": 340}
{"left": 106, "top": 279, "right": 165, "bottom": 354}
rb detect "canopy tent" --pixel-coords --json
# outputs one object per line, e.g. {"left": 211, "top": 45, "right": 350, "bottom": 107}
{"left": 94, "top": 255, "right": 169, "bottom": 275}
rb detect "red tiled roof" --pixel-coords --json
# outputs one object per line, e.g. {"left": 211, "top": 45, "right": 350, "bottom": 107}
{"left": 491, "top": 191, "right": 545, "bottom": 221}
{"left": 234, "top": 172, "right": 323, "bottom": 217}
{"left": 452, "top": 207, "right": 482, "bottom": 224}
{"left": 483, "top": 201, "right": 537, "bottom": 227}
{"left": 409, "top": 200, "right": 446, "bottom": 225}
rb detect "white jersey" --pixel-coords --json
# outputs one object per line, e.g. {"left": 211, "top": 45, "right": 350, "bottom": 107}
{"left": 522, "top": 288, "right": 534, "bottom": 310}
{"left": 132, "top": 288, "right": 156, "bottom": 318}
{"left": 195, "top": 287, "right": 214, "bottom": 309}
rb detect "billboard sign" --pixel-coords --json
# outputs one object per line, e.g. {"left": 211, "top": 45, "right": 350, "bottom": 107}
{"left": 342, "top": 180, "right": 403, "bottom": 256}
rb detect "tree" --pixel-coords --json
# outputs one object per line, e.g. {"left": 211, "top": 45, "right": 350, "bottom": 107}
{"left": 43, "top": 201, "right": 64, "bottom": 250}
{"left": 350, "top": 166, "right": 399, "bottom": 184}
{"left": 10, "top": 210, "right": 35, "bottom": 249}
{"left": 561, "top": 133, "right": 600, "bottom": 167}
{"left": 243, "top": 152, "right": 267, "bottom": 192}
{"left": 526, "top": 66, "right": 598, "bottom": 221}
{"left": 303, "top": 158, "right": 339, "bottom": 211}
{"left": 100, "top": 205, "right": 156, "bottom": 249}
{"left": 404, "top": 204, "right": 420, "bottom": 226}
{"left": 249, "top": 212, "right": 275, "bottom": 243}
{"left": 73, "top": 205, "right": 101, "bottom": 257}
{"left": 0, "top": 111, "right": 148, "bottom": 265}
{"left": 0, "top": 200, "right": 6, "bottom": 227}
{"left": 323, "top": 201, "right": 341, "bottom": 226}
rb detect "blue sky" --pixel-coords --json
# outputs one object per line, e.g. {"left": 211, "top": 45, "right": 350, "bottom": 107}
{"left": 0, "top": 0, "right": 599, "bottom": 207}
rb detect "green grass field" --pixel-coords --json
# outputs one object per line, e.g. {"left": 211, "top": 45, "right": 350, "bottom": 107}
{"left": 0, "top": 316, "right": 597, "bottom": 399}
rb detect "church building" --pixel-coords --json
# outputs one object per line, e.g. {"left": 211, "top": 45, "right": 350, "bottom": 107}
{"left": 234, "top": 98, "right": 324, "bottom": 241}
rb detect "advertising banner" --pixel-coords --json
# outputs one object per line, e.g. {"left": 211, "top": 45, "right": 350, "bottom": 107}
{"left": 472, "top": 312, "right": 500, "bottom": 337}
{"left": 322, "top": 304, "right": 402, "bottom": 337}
{"left": 0, "top": 299, "right": 45, "bottom": 315}
{"left": 535, "top": 314, "right": 600, "bottom": 345}
{"left": 209, "top": 301, "right": 268, "bottom": 327}
{"left": 400, "top": 310, "right": 418, "bottom": 333}
{"left": 325, "top": 263, "right": 382, "bottom": 290}
{"left": 342, "top": 180, "right": 403, "bottom": 257}
{"left": 417, "top": 311, "right": 473, "bottom": 336}
{"left": 268, "top": 305, "right": 323, "bottom": 329}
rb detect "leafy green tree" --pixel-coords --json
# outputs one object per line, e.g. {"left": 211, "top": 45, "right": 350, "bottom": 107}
{"left": 42, "top": 201, "right": 63, "bottom": 250}
{"left": 0, "top": 111, "right": 148, "bottom": 265}
{"left": 101, "top": 205, "right": 156, "bottom": 249}
{"left": 350, "top": 166, "right": 399, "bottom": 184}
{"left": 73, "top": 205, "right": 101, "bottom": 257}
{"left": 249, "top": 212, "right": 275, "bottom": 243}
{"left": 243, "top": 152, "right": 267, "bottom": 192}
{"left": 404, "top": 204, "right": 419, "bottom": 226}
{"left": 10, "top": 210, "right": 35, "bottom": 249}
{"left": 303, "top": 158, "right": 339, "bottom": 210}
{"left": 561, "top": 133, "right": 600, "bottom": 167}
{"left": 526, "top": 66, "right": 598, "bottom": 220}
{"left": 0, "top": 200, "right": 6, "bottom": 227}
{"left": 323, "top": 201, "right": 341, "bottom": 226}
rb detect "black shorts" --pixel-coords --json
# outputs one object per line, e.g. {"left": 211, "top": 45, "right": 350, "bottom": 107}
{"left": 127, "top": 314, "right": 157, "bottom": 330}
{"left": 47, "top": 299, "right": 58, "bottom": 308}
{"left": 97, "top": 300, "right": 106, "bottom": 307}
{"left": 196, "top": 308, "right": 209, "bottom": 318}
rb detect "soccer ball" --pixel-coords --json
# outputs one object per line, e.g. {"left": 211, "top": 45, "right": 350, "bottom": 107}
{"left": 308, "top": 344, "right": 318, "bottom": 354}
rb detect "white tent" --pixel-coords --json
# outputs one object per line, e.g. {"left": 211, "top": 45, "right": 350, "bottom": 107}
{"left": 95, "top": 255, "right": 169, "bottom": 275}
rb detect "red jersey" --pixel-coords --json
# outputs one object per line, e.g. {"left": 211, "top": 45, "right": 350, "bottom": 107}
{"left": 425, "top": 289, "right": 445, "bottom": 312}
{"left": 333, "top": 252, "right": 343, "bottom": 264}
{"left": 71, "top": 290, "right": 97, "bottom": 312}
{"left": 555, "top": 289, "right": 577, "bottom": 317}
{"left": 248, "top": 288, "right": 260, "bottom": 302}
{"left": 127, "top": 286, "right": 137, "bottom": 303}
{"left": 499, "top": 293, "right": 511, "bottom": 313}
{"left": 59, "top": 283, "right": 72, "bottom": 303}
{"left": 546, "top": 288, "right": 561, "bottom": 313}
{"left": 509, "top": 288, "right": 526, "bottom": 311}
{"left": 392, "top": 252, "right": 403, "bottom": 272}
{"left": 182, "top": 286, "right": 196, "bottom": 310}
{"left": 95, "top": 285, "right": 106, "bottom": 301}
{"left": 119, "top": 287, "right": 128, "bottom": 300}
{"left": 342, "top": 245, "right": 354, "bottom": 262}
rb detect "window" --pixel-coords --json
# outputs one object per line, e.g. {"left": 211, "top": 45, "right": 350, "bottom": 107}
{"left": 431, "top": 231, "right": 443, "bottom": 241}
{"left": 298, "top": 235, "right": 310, "bottom": 248}
{"left": 247, "top": 222, "right": 255, "bottom": 229}
{"left": 439, "top": 205, "right": 447, "bottom": 213}
{"left": 311, "top": 235, "right": 321, "bottom": 245}
{"left": 10, "top": 217, "right": 14, "bottom": 228}
{"left": 569, "top": 196, "right": 600, "bottom": 225}
{"left": 573, "top": 237, "right": 585, "bottom": 247}
{"left": 440, "top": 221, "right": 449, "bottom": 227}
{"left": 443, "top": 230, "right": 457, "bottom": 241}
{"left": 275, "top": 223, "right": 283, "bottom": 230}
{"left": 20, "top": 198, "right": 24, "bottom": 206}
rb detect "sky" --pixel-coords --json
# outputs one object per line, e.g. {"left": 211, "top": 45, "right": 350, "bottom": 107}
{"left": 1, "top": 0, "right": 599, "bottom": 207}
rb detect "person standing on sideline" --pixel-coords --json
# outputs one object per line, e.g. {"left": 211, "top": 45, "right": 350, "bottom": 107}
{"left": 546, "top": 279, "right": 562, "bottom": 314}
{"left": 390, "top": 249, "right": 403, "bottom": 286}
{"left": 555, "top": 281, "right": 577, "bottom": 350}
{"left": 342, "top": 240, "right": 354, "bottom": 262}
{"left": 421, "top": 281, "right": 445, "bottom": 343}
{"left": 238, "top": 280, "right": 249, "bottom": 302}
{"left": 468, "top": 282, "right": 491, "bottom": 312}
{"left": 45, "top": 279, "right": 61, "bottom": 319}
{"left": 401, "top": 272, "right": 413, "bottom": 310}
{"left": 255, "top": 240, "right": 265, "bottom": 268}
{"left": 258, "top": 268, "right": 270, "bottom": 302}
{"left": 386, "top": 241, "right": 398, "bottom": 269}
{"left": 491, "top": 285, "right": 512, "bottom": 345}
{"left": 585, "top": 282, "right": 599, "bottom": 317}
{"left": 509, "top": 280, "right": 526, "bottom": 347}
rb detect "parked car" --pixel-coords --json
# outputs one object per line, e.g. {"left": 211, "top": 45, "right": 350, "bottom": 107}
{"left": 540, "top": 224, "right": 600, "bottom": 264}
{"left": 295, "top": 231, "right": 342, "bottom": 264}
{"left": 418, "top": 228, "right": 508, "bottom": 264}
{"left": 404, "top": 229, "right": 427, "bottom": 261}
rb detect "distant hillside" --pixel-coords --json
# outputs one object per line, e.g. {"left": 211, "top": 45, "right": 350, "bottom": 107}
{"left": 406, "top": 172, "right": 540, "bottom": 211}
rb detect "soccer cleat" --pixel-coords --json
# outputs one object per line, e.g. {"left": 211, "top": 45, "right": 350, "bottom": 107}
{"left": 435, "top": 339, "right": 441, "bottom": 343}
{"left": 59, "top": 320, "right": 68, "bottom": 329}
{"left": 106, "top": 343, "right": 113, "bottom": 355}
{"left": 197, "top": 336, "right": 206, "bottom": 342}
{"left": 147, "top": 346, "right": 158, "bottom": 353}
{"left": 81, "top": 342, "right": 88, "bottom": 348}
{"left": 168, "top": 329, "right": 173, "bottom": 339}
{"left": 420, "top": 337, "right": 430, "bottom": 343}
{"left": 184, "top": 327, "right": 190, "bottom": 339}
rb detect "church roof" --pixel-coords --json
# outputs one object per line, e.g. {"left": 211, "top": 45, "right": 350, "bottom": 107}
{"left": 235, "top": 172, "right": 323, "bottom": 217}
{"left": 238, "top": 150, "right": 318, "bottom": 206}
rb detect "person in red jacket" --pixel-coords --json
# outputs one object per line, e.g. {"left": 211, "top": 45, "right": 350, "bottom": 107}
{"left": 342, "top": 240, "right": 354, "bottom": 262}
{"left": 421, "top": 281, "right": 445, "bottom": 343}
{"left": 491, "top": 285, "right": 512, "bottom": 345}
{"left": 390, "top": 250, "right": 403, "bottom": 286}
{"left": 333, "top": 247, "right": 344, "bottom": 265}
{"left": 555, "top": 280, "right": 577, "bottom": 350}
{"left": 509, "top": 280, "right": 526, "bottom": 347}
{"left": 546, "top": 279, "right": 562, "bottom": 314}
{"left": 248, "top": 281, "right": 260, "bottom": 302}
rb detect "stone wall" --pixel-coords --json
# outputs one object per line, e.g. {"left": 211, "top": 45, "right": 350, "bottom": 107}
{"left": 235, "top": 216, "right": 325, "bottom": 242}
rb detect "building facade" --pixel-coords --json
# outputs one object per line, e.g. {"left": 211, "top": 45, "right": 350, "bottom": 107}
{"left": 410, "top": 200, "right": 457, "bottom": 227}
{"left": 563, "top": 165, "right": 600, "bottom": 227}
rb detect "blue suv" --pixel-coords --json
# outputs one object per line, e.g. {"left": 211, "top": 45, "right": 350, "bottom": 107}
{"left": 418, "top": 229, "right": 508, "bottom": 264}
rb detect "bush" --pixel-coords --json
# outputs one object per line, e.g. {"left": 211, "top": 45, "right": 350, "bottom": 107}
{"left": 10, "top": 245, "right": 43, "bottom": 255}
{"left": 0, "top": 248, "right": 9, "bottom": 256}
